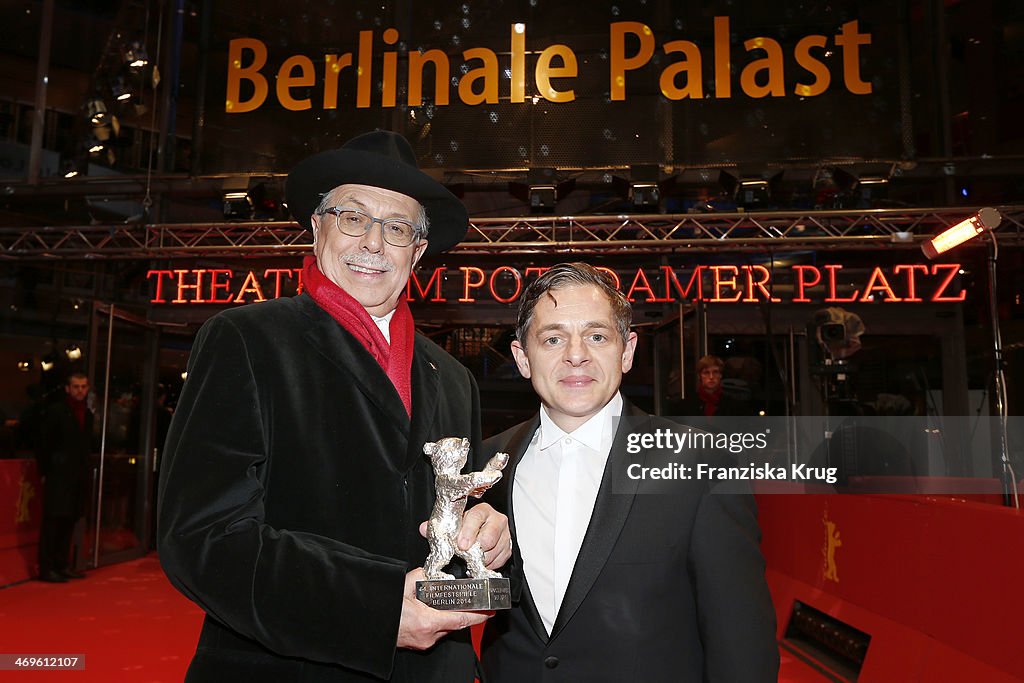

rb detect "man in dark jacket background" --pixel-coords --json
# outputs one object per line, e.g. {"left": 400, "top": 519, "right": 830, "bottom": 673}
{"left": 671, "top": 354, "right": 754, "bottom": 418}
{"left": 37, "top": 372, "right": 92, "bottom": 583}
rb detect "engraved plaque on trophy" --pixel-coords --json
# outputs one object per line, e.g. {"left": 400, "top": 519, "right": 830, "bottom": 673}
{"left": 415, "top": 437, "right": 511, "bottom": 611}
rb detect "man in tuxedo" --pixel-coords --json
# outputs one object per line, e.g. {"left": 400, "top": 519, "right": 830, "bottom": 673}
{"left": 479, "top": 262, "right": 778, "bottom": 682}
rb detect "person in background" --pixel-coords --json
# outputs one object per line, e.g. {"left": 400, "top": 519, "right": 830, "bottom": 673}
{"left": 37, "top": 372, "right": 92, "bottom": 583}
{"left": 672, "top": 354, "right": 753, "bottom": 417}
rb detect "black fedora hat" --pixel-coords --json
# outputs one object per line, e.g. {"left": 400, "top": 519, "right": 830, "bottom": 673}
{"left": 286, "top": 130, "right": 468, "bottom": 254}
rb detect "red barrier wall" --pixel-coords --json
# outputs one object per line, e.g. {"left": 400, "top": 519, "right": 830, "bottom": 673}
{"left": 757, "top": 492, "right": 1024, "bottom": 682}
{"left": 0, "top": 459, "right": 42, "bottom": 586}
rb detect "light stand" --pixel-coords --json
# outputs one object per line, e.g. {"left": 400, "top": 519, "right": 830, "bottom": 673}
{"left": 923, "top": 208, "right": 1018, "bottom": 507}
{"left": 985, "top": 231, "right": 1017, "bottom": 507}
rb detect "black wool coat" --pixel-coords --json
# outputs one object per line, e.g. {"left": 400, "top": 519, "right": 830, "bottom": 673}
{"left": 158, "top": 293, "right": 481, "bottom": 683}
{"left": 38, "top": 399, "right": 93, "bottom": 519}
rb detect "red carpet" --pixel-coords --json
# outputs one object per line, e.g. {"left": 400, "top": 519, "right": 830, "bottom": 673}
{"left": 0, "top": 555, "right": 203, "bottom": 682}
{"left": 0, "top": 554, "right": 817, "bottom": 682}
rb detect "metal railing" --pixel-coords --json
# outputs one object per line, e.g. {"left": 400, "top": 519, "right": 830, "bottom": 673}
{"left": 2, "top": 206, "right": 1021, "bottom": 260}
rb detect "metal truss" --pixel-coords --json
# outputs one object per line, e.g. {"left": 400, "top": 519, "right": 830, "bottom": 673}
{"left": 2, "top": 206, "right": 1022, "bottom": 260}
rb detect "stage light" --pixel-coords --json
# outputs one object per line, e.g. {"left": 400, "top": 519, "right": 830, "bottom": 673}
{"left": 610, "top": 165, "right": 662, "bottom": 212}
{"left": 830, "top": 167, "right": 858, "bottom": 193}
{"left": 738, "top": 178, "right": 769, "bottom": 207}
{"left": 124, "top": 41, "right": 149, "bottom": 69}
{"left": 223, "top": 191, "right": 254, "bottom": 219}
{"left": 529, "top": 187, "right": 555, "bottom": 212}
{"left": 627, "top": 164, "right": 660, "bottom": 211}
{"left": 86, "top": 98, "right": 107, "bottom": 125}
{"left": 65, "top": 345, "right": 82, "bottom": 361}
{"left": 833, "top": 166, "right": 892, "bottom": 206}
{"left": 510, "top": 168, "right": 574, "bottom": 215}
{"left": 89, "top": 112, "right": 117, "bottom": 158}
{"left": 16, "top": 360, "right": 31, "bottom": 372}
{"left": 529, "top": 184, "right": 556, "bottom": 212}
{"left": 247, "top": 181, "right": 289, "bottom": 220}
{"left": 222, "top": 177, "right": 255, "bottom": 219}
{"left": 719, "top": 169, "right": 779, "bottom": 209}
{"left": 830, "top": 166, "right": 890, "bottom": 191}
{"left": 921, "top": 207, "right": 1002, "bottom": 259}
{"left": 112, "top": 78, "right": 133, "bottom": 102}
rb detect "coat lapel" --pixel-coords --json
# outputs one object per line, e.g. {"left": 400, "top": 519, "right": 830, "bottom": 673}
{"left": 502, "top": 415, "right": 550, "bottom": 644}
{"left": 404, "top": 337, "right": 441, "bottom": 471}
{"left": 298, "top": 296, "right": 411, "bottom": 450}
{"left": 549, "top": 402, "right": 649, "bottom": 639}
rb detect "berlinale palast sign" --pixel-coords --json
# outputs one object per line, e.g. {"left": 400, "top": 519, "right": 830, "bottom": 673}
{"left": 225, "top": 18, "right": 874, "bottom": 113}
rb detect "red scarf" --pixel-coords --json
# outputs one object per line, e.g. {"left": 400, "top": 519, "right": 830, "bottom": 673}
{"left": 698, "top": 385, "right": 722, "bottom": 417}
{"left": 66, "top": 395, "right": 87, "bottom": 430}
{"left": 301, "top": 256, "right": 414, "bottom": 417}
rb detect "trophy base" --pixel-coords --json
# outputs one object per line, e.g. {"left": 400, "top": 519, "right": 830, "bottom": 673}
{"left": 415, "top": 576, "right": 511, "bottom": 611}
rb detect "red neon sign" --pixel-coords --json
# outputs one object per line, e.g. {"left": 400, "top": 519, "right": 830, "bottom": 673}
{"left": 148, "top": 268, "right": 303, "bottom": 304}
{"left": 146, "top": 263, "right": 967, "bottom": 305}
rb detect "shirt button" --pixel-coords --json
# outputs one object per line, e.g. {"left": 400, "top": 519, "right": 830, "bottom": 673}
{"left": 544, "top": 656, "right": 559, "bottom": 669}
{"left": 564, "top": 438, "right": 572, "bottom": 446}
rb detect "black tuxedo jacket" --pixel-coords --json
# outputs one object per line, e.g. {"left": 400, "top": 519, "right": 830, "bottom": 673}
{"left": 478, "top": 402, "right": 779, "bottom": 682}
{"left": 158, "top": 294, "right": 480, "bottom": 683}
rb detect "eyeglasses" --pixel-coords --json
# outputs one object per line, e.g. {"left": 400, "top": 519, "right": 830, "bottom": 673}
{"left": 317, "top": 206, "right": 421, "bottom": 247}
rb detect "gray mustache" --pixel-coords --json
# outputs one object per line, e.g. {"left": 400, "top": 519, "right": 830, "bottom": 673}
{"left": 343, "top": 253, "right": 394, "bottom": 271}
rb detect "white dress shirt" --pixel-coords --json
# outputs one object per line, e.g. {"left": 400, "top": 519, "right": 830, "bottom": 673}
{"left": 370, "top": 310, "right": 394, "bottom": 344}
{"left": 513, "top": 392, "right": 623, "bottom": 635}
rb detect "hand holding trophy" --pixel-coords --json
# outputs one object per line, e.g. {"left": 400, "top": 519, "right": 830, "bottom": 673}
{"left": 416, "top": 437, "right": 511, "bottom": 610}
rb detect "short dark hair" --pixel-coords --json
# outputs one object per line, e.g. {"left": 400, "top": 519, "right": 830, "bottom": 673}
{"left": 696, "top": 355, "right": 724, "bottom": 374}
{"left": 515, "top": 262, "right": 632, "bottom": 348}
{"left": 66, "top": 371, "right": 88, "bottom": 385}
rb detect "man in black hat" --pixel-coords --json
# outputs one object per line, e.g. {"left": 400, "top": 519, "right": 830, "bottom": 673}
{"left": 159, "top": 131, "right": 510, "bottom": 683}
